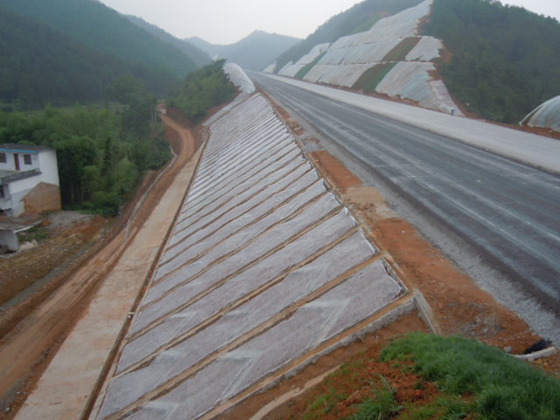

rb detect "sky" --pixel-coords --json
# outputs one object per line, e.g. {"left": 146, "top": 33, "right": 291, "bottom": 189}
{"left": 97, "top": 0, "right": 560, "bottom": 45}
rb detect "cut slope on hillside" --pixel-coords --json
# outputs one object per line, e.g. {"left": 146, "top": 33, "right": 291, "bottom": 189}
{"left": 277, "top": 0, "right": 461, "bottom": 114}
{"left": 274, "top": 0, "right": 423, "bottom": 73}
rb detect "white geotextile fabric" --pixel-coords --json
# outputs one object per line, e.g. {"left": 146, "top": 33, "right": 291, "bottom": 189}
{"left": 406, "top": 36, "right": 443, "bottom": 61}
{"left": 263, "top": 63, "right": 276, "bottom": 73}
{"left": 275, "top": 0, "right": 462, "bottom": 114}
{"left": 96, "top": 91, "right": 406, "bottom": 419}
{"left": 278, "top": 43, "right": 331, "bottom": 77}
{"left": 304, "top": 64, "right": 373, "bottom": 87}
{"left": 522, "top": 96, "right": 560, "bottom": 132}
{"left": 376, "top": 62, "right": 463, "bottom": 115}
{"left": 224, "top": 63, "right": 255, "bottom": 95}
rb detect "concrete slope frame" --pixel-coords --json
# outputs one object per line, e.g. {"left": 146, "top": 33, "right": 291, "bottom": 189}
{"left": 94, "top": 93, "right": 410, "bottom": 420}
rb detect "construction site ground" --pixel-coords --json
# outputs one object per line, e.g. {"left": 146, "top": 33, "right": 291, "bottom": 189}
{"left": 0, "top": 99, "right": 558, "bottom": 420}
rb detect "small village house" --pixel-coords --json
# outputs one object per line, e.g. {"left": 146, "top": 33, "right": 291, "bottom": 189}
{"left": 0, "top": 144, "right": 61, "bottom": 216}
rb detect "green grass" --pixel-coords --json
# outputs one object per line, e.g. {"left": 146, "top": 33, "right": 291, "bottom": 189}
{"left": 352, "top": 62, "right": 397, "bottom": 92}
{"left": 382, "top": 37, "right": 421, "bottom": 62}
{"left": 295, "top": 53, "right": 327, "bottom": 80}
{"left": 381, "top": 333, "right": 560, "bottom": 420}
{"left": 17, "top": 226, "right": 50, "bottom": 243}
{"left": 345, "top": 376, "right": 402, "bottom": 420}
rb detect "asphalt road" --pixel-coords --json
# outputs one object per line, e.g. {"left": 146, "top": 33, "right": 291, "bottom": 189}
{"left": 251, "top": 72, "right": 560, "bottom": 313}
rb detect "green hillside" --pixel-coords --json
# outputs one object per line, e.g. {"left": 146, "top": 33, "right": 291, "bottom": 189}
{"left": 2, "top": 0, "right": 199, "bottom": 87}
{"left": 274, "top": 0, "right": 423, "bottom": 72}
{"left": 126, "top": 16, "right": 212, "bottom": 68}
{"left": 0, "top": 6, "right": 133, "bottom": 108}
{"left": 425, "top": 0, "right": 560, "bottom": 123}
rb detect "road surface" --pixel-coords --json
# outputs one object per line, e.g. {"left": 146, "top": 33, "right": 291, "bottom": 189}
{"left": 252, "top": 72, "right": 560, "bottom": 314}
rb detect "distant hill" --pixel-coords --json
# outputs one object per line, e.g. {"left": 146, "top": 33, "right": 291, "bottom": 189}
{"left": 189, "top": 31, "right": 301, "bottom": 71}
{"left": 2, "top": 0, "right": 203, "bottom": 106}
{"left": 126, "top": 15, "right": 212, "bottom": 68}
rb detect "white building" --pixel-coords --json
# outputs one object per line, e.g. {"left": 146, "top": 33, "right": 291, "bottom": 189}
{"left": 0, "top": 144, "right": 61, "bottom": 216}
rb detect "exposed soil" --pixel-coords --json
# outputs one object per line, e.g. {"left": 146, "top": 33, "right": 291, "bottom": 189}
{"left": 0, "top": 112, "right": 199, "bottom": 419}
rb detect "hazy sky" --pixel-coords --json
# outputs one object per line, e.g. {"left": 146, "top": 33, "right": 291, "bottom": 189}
{"left": 98, "top": 0, "right": 560, "bottom": 44}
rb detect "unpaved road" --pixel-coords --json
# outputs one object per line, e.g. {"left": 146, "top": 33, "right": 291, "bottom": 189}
{"left": 0, "top": 114, "right": 200, "bottom": 419}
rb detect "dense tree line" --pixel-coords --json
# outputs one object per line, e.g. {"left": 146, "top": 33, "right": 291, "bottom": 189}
{"left": 274, "top": 0, "right": 422, "bottom": 72}
{"left": 425, "top": 0, "right": 560, "bottom": 123}
{"left": 0, "top": 77, "right": 170, "bottom": 215}
{"left": 0, "top": 62, "right": 238, "bottom": 215}
{"left": 169, "top": 60, "right": 237, "bottom": 123}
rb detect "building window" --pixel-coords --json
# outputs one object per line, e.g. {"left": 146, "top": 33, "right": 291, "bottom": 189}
{"left": 0, "top": 152, "right": 6, "bottom": 163}
{"left": 0, "top": 185, "right": 5, "bottom": 199}
{"left": 24, "top": 154, "right": 32, "bottom": 165}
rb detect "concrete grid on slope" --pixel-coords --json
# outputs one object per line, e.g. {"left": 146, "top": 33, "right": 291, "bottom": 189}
{"left": 95, "top": 93, "right": 408, "bottom": 420}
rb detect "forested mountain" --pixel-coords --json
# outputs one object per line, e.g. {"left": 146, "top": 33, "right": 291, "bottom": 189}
{"left": 424, "top": 0, "right": 560, "bottom": 123}
{"left": 189, "top": 31, "right": 300, "bottom": 71}
{"left": 0, "top": 6, "right": 128, "bottom": 108}
{"left": 1, "top": 0, "right": 203, "bottom": 107}
{"left": 126, "top": 16, "right": 212, "bottom": 68}
{"left": 274, "top": 0, "right": 423, "bottom": 72}
{"left": 3, "top": 0, "right": 199, "bottom": 78}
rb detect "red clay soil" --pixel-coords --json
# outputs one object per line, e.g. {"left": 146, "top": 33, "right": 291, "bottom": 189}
{"left": 266, "top": 343, "right": 442, "bottom": 420}
{"left": 225, "top": 313, "right": 429, "bottom": 419}
{"left": 0, "top": 114, "right": 198, "bottom": 419}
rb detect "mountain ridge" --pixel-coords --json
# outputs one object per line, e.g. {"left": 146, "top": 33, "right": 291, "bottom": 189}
{"left": 189, "top": 30, "right": 301, "bottom": 71}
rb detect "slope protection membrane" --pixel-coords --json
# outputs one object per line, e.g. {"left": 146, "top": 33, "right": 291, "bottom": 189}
{"left": 278, "top": 0, "right": 461, "bottom": 114}
{"left": 95, "top": 93, "right": 407, "bottom": 420}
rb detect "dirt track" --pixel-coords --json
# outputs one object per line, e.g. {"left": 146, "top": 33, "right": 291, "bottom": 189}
{"left": 0, "top": 114, "right": 199, "bottom": 419}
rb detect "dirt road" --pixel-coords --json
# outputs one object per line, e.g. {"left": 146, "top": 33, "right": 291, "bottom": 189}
{"left": 0, "top": 115, "right": 200, "bottom": 419}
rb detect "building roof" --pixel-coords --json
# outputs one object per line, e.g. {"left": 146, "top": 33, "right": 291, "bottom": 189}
{"left": 0, "top": 143, "right": 54, "bottom": 154}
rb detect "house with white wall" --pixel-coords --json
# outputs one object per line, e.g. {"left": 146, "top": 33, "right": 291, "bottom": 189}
{"left": 0, "top": 144, "right": 61, "bottom": 216}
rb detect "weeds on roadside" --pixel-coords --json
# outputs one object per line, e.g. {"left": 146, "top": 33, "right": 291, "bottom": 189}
{"left": 381, "top": 333, "right": 560, "bottom": 420}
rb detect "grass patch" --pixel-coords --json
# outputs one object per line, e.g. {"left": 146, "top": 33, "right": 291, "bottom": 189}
{"left": 352, "top": 62, "right": 397, "bottom": 92}
{"left": 346, "top": 376, "right": 402, "bottom": 420}
{"left": 285, "top": 333, "right": 559, "bottom": 419}
{"left": 382, "top": 37, "right": 421, "bottom": 62}
{"left": 295, "top": 53, "right": 327, "bottom": 80}
{"left": 382, "top": 333, "right": 560, "bottom": 419}
{"left": 17, "top": 226, "right": 50, "bottom": 243}
{"left": 304, "top": 387, "right": 349, "bottom": 419}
